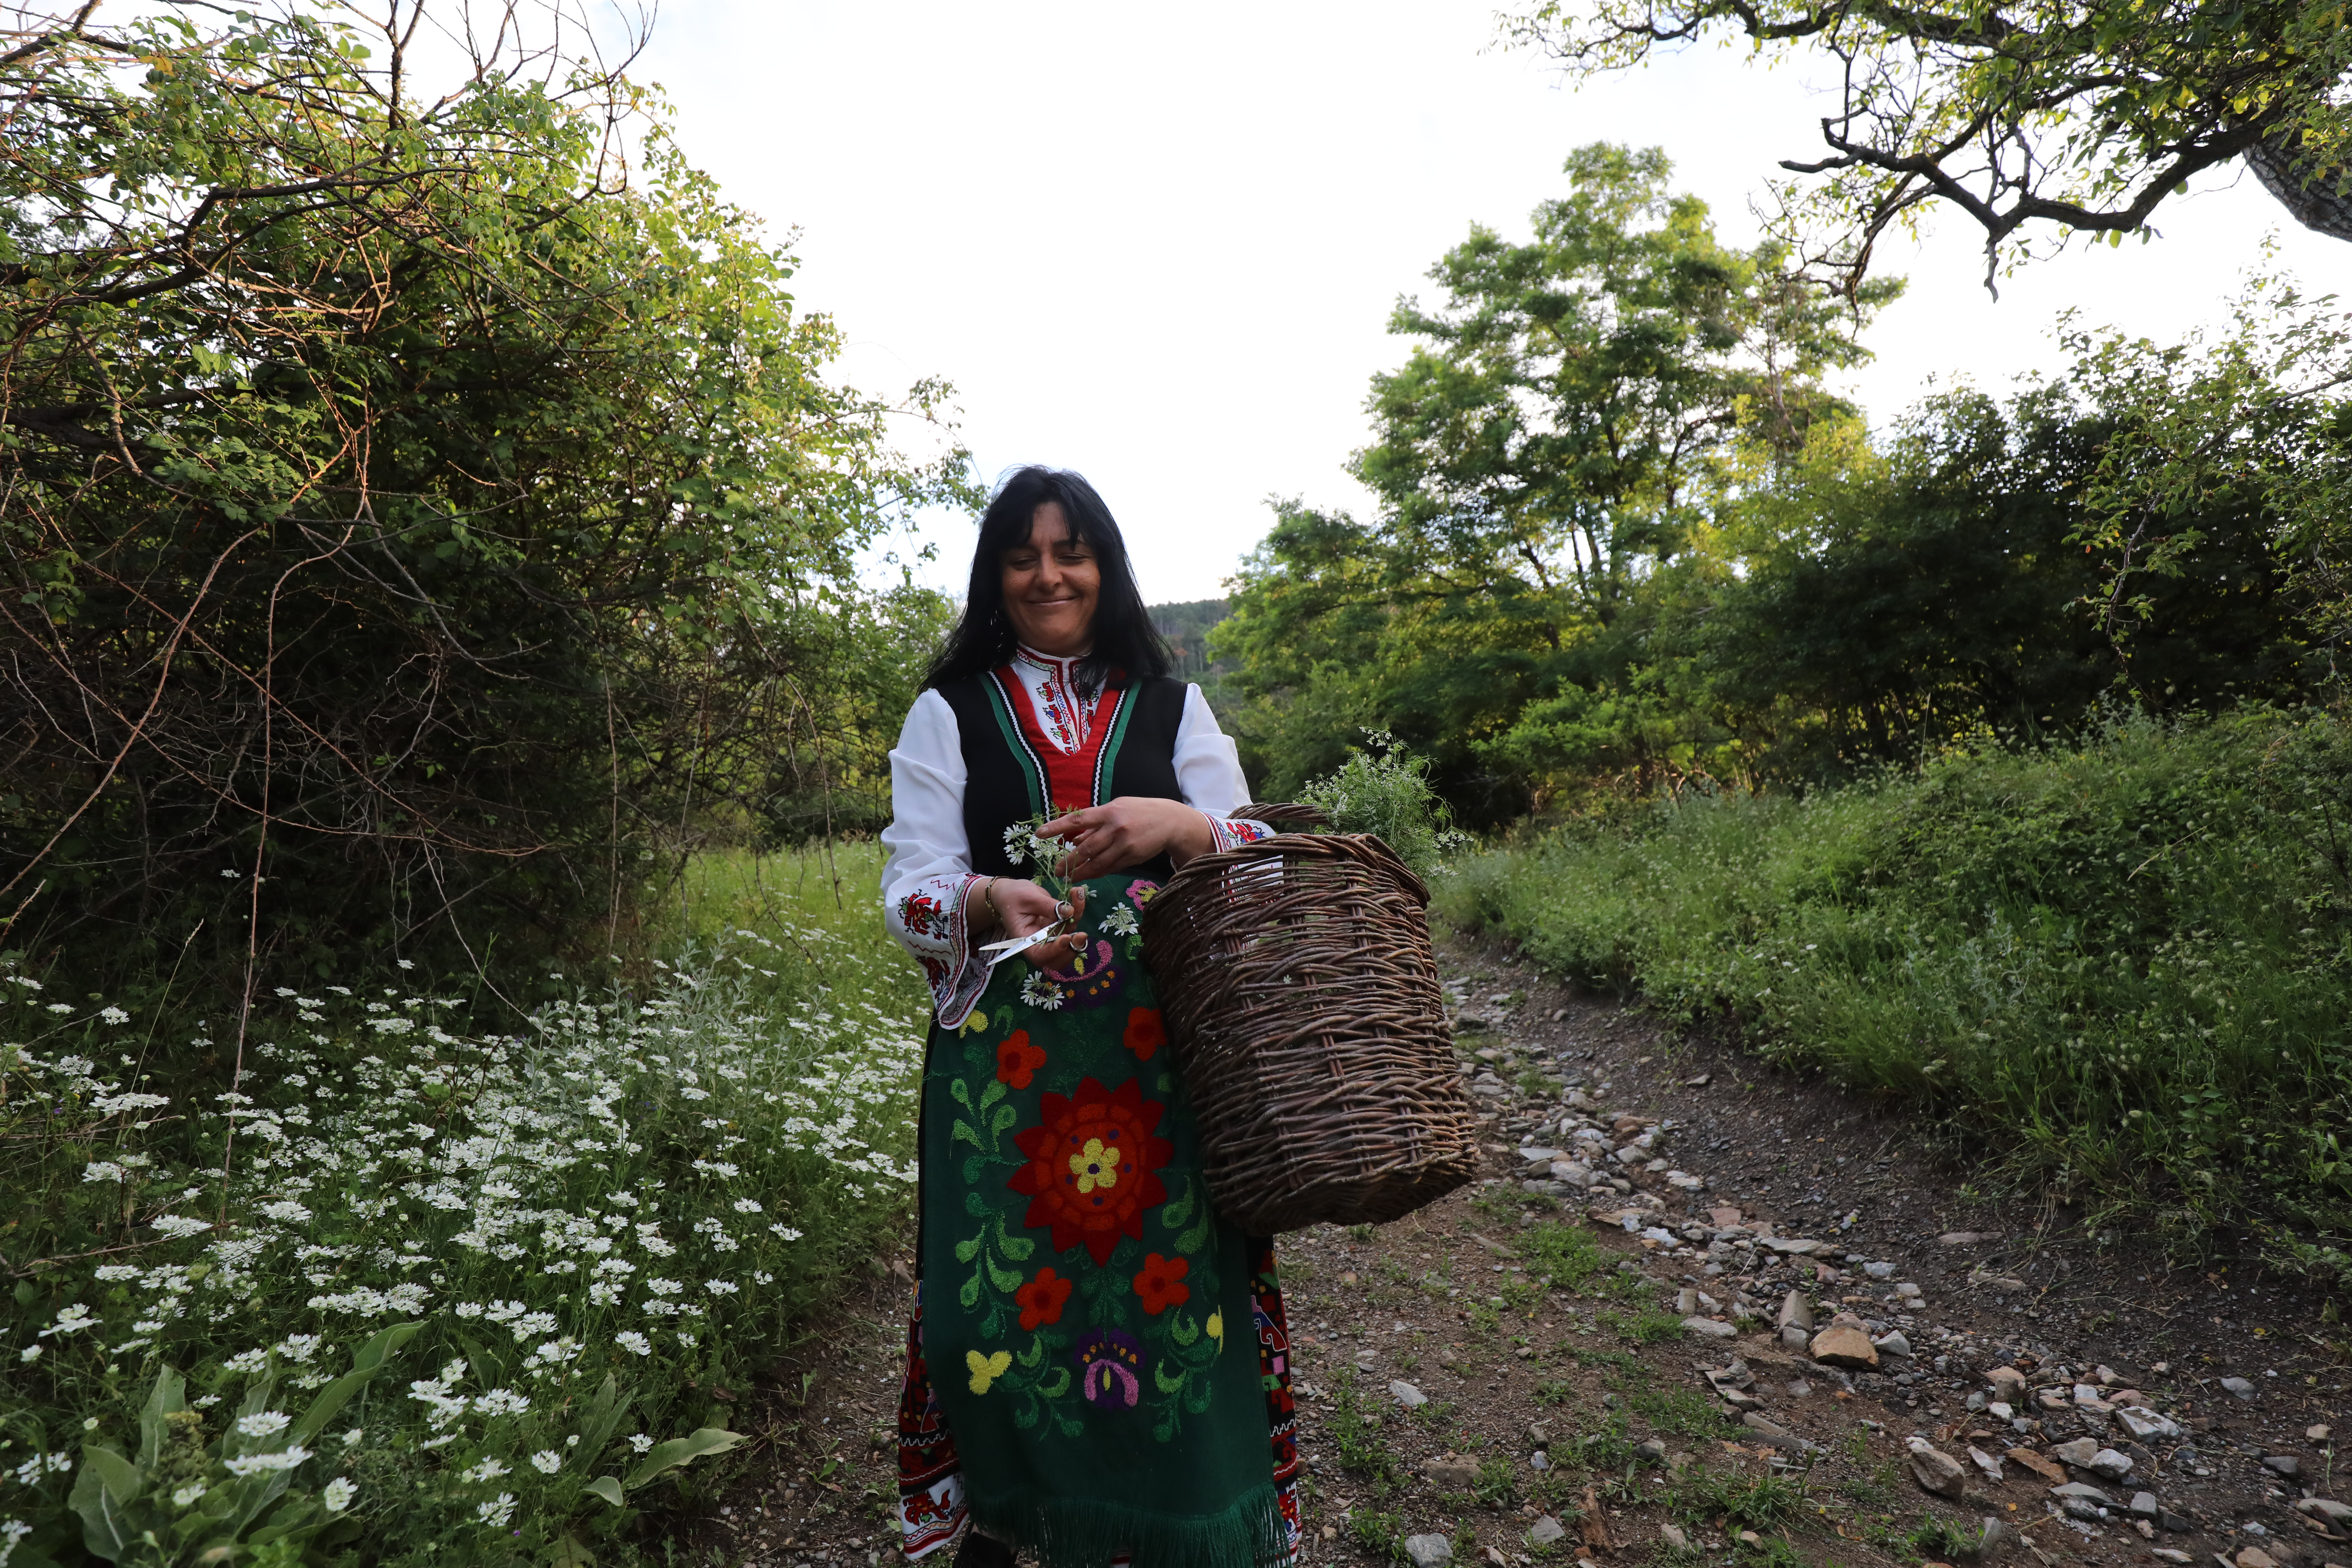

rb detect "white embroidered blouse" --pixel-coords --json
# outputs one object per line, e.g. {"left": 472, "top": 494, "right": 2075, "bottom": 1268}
{"left": 880, "top": 646, "right": 1272, "bottom": 1027}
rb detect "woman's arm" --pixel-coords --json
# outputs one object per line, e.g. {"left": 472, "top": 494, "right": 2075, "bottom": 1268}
{"left": 880, "top": 691, "right": 998, "bottom": 1028}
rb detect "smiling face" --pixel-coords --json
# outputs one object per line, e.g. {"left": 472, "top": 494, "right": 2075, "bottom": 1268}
{"left": 1000, "top": 500, "right": 1101, "bottom": 657}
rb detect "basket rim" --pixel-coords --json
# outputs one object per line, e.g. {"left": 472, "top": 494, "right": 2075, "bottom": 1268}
{"left": 1144, "top": 825, "right": 1431, "bottom": 912}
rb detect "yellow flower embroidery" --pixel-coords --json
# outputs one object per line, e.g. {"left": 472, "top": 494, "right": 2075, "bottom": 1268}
{"left": 1205, "top": 1308, "right": 1225, "bottom": 1353}
{"left": 966, "top": 1349, "right": 1011, "bottom": 1394}
{"left": 957, "top": 1008, "right": 990, "bottom": 1037}
{"left": 1067, "top": 1137, "right": 1121, "bottom": 1195}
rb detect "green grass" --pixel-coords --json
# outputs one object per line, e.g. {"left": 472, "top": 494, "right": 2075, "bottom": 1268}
{"left": 1439, "top": 704, "right": 2352, "bottom": 1268}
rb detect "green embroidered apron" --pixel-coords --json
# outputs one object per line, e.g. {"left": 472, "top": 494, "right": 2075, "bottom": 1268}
{"left": 919, "top": 881, "right": 1286, "bottom": 1568}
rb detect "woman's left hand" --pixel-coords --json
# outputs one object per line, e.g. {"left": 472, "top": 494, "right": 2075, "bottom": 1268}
{"left": 1038, "top": 797, "right": 1213, "bottom": 881}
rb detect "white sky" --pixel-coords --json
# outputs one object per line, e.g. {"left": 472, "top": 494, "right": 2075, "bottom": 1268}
{"left": 634, "top": 0, "right": 2346, "bottom": 603}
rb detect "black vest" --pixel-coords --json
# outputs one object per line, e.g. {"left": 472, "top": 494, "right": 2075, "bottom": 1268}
{"left": 937, "top": 672, "right": 1189, "bottom": 880}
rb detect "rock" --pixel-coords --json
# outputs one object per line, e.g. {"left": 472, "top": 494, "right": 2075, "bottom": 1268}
{"left": 1968, "top": 1446, "right": 2005, "bottom": 1484}
{"left": 1684, "top": 1316, "right": 1738, "bottom": 1340}
{"left": 1987, "top": 1401, "right": 2013, "bottom": 1421}
{"left": 2052, "top": 1438, "right": 2101, "bottom": 1467}
{"left": 1764, "top": 1237, "right": 1827, "bottom": 1255}
{"left": 1390, "top": 1380, "right": 1427, "bottom": 1408}
{"left": 1707, "top": 1358, "right": 1755, "bottom": 1391}
{"left": 2149, "top": 1553, "right": 2191, "bottom": 1564}
{"left": 1874, "top": 1331, "right": 1913, "bottom": 1358}
{"left": 1780, "top": 1325, "right": 1812, "bottom": 1351}
{"left": 2050, "top": 1482, "right": 2115, "bottom": 1508}
{"left": 1404, "top": 1534, "right": 1453, "bottom": 1567}
{"left": 1786, "top": 1379, "right": 1812, "bottom": 1398}
{"left": 1658, "top": 1524, "right": 1689, "bottom": 1550}
{"left": 1637, "top": 1439, "right": 1669, "bottom": 1462}
{"left": 1566, "top": 1089, "right": 1598, "bottom": 1110}
{"left": 1778, "top": 1290, "right": 1814, "bottom": 1331}
{"left": 2294, "top": 1499, "right": 2351, "bottom": 1535}
{"left": 2009, "top": 1449, "right": 2066, "bottom": 1484}
{"left": 1980, "top": 1517, "right": 2021, "bottom": 1556}
{"left": 1529, "top": 1451, "right": 1550, "bottom": 1471}
{"left": 2309, "top": 1422, "right": 2332, "bottom": 1442}
{"left": 2261, "top": 1454, "right": 2301, "bottom": 1480}
{"left": 2220, "top": 1376, "right": 2257, "bottom": 1401}
{"left": 1864, "top": 1260, "right": 1897, "bottom": 1279}
{"left": 1424, "top": 1452, "right": 1479, "bottom": 1491}
{"left": 2116, "top": 1405, "right": 2185, "bottom": 1441}
{"left": 1529, "top": 1517, "right": 1566, "bottom": 1546}
{"left": 1676, "top": 1288, "right": 1700, "bottom": 1313}
{"left": 1553, "top": 1161, "right": 1597, "bottom": 1188}
{"left": 1988, "top": 1276, "right": 2029, "bottom": 1293}
{"left": 1905, "top": 1438, "right": 1968, "bottom": 1499}
{"left": 1938, "top": 1231, "right": 1994, "bottom": 1245}
{"left": 1667, "top": 1171, "right": 1707, "bottom": 1191}
{"left": 2087, "top": 1449, "right": 2135, "bottom": 1481}
{"left": 1986, "top": 1366, "right": 2028, "bottom": 1406}
{"left": 1742, "top": 1413, "right": 1808, "bottom": 1453}
{"left": 1811, "top": 1324, "right": 1880, "bottom": 1370}
{"left": 1709, "top": 1206, "right": 1744, "bottom": 1227}
{"left": 2236, "top": 1550, "right": 2277, "bottom": 1568}
{"left": 1684, "top": 1073, "right": 1711, "bottom": 1087}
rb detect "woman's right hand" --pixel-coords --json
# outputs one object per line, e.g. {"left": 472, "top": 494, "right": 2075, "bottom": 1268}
{"left": 972, "top": 878, "right": 1088, "bottom": 964}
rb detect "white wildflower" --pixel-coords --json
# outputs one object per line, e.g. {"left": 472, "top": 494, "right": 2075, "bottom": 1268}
{"left": 730, "top": 1198, "right": 763, "bottom": 1214}
{"left": 223, "top": 1446, "right": 310, "bottom": 1477}
{"left": 173, "top": 1483, "right": 209, "bottom": 1507}
{"left": 476, "top": 1493, "right": 516, "bottom": 1526}
{"left": 530, "top": 1450, "right": 561, "bottom": 1474}
{"left": 234, "top": 1412, "right": 291, "bottom": 1439}
{"left": 322, "top": 1477, "right": 357, "bottom": 1512}
{"left": 614, "top": 1331, "right": 652, "bottom": 1356}
{"left": 463, "top": 1457, "right": 510, "bottom": 1483}
{"left": 627, "top": 1434, "right": 654, "bottom": 1452}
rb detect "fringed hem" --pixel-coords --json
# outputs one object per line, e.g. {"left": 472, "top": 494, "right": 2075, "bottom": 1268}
{"left": 966, "top": 1479, "right": 1291, "bottom": 1568}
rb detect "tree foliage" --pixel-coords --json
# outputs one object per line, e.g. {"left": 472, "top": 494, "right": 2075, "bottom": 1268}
{"left": 0, "top": 0, "right": 969, "bottom": 999}
{"left": 1503, "top": 0, "right": 2352, "bottom": 291}
{"left": 1214, "top": 152, "right": 2327, "bottom": 817}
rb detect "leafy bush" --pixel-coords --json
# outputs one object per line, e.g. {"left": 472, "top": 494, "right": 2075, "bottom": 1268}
{"left": 1438, "top": 703, "right": 2352, "bottom": 1258}
{"left": 2, "top": 869, "right": 923, "bottom": 1565}
{"left": 1299, "top": 733, "right": 1474, "bottom": 878}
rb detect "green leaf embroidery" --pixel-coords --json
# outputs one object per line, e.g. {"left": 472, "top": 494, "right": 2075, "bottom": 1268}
{"left": 953, "top": 1236, "right": 982, "bottom": 1264}
{"left": 963, "top": 1190, "right": 990, "bottom": 1218}
{"left": 1154, "top": 1360, "right": 1187, "bottom": 1394}
{"left": 950, "top": 1119, "right": 982, "bottom": 1151}
{"left": 949, "top": 1079, "right": 974, "bottom": 1111}
{"left": 996, "top": 1225, "right": 1035, "bottom": 1261}
{"left": 988, "top": 1103, "right": 1018, "bottom": 1139}
{"left": 1038, "top": 1368, "right": 1072, "bottom": 1399}
{"left": 959, "top": 1273, "right": 982, "bottom": 1310}
{"left": 1158, "top": 1175, "right": 1196, "bottom": 1231}
{"left": 1168, "top": 1309, "right": 1199, "bottom": 1347}
{"left": 961, "top": 1155, "right": 987, "bottom": 1184}
{"left": 986, "top": 1255, "right": 1023, "bottom": 1294}
{"left": 1017, "top": 1335, "right": 1045, "bottom": 1370}
{"left": 979, "top": 1079, "right": 1005, "bottom": 1110}
{"left": 1176, "top": 1204, "right": 1214, "bottom": 1255}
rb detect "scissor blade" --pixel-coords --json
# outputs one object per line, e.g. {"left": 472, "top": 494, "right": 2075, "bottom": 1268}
{"left": 978, "top": 920, "right": 1070, "bottom": 959}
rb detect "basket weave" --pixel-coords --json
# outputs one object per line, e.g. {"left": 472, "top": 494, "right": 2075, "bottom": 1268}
{"left": 1138, "top": 805, "right": 1479, "bottom": 1234}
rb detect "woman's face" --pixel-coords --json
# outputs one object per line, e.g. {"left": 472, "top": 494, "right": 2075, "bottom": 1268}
{"left": 1000, "top": 501, "right": 1101, "bottom": 657}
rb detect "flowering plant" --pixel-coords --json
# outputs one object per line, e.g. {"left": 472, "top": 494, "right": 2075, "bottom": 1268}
{"left": 0, "top": 920, "right": 923, "bottom": 1562}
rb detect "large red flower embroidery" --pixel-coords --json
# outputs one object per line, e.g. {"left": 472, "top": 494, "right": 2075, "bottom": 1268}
{"left": 1014, "top": 1267, "right": 1073, "bottom": 1331}
{"left": 996, "top": 1031, "right": 1045, "bottom": 1090}
{"left": 1132, "top": 1251, "right": 1190, "bottom": 1315}
{"left": 1007, "top": 1076, "right": 1174, "bottom": 1266}
{"left": 1121, "top": 1007, "right": 1165, "bottom": 1062}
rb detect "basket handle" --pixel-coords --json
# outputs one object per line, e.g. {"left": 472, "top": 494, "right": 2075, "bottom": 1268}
{"left": 1233, "top": 802, "right": 1330, "bottom": 830}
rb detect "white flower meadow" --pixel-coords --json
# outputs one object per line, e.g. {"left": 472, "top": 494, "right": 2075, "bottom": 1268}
{"left": 1, "top": 930, "right": 923, "bottom": 1553}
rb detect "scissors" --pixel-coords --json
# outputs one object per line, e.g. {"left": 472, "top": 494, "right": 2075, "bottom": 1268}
{"left": 977, "top": 893, "right": 1084, "bottom": 961}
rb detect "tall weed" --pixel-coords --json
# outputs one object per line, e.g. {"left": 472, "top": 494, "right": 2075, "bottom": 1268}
{"left": 1439, "top": 706, "right": 2352, "bottom": 1258}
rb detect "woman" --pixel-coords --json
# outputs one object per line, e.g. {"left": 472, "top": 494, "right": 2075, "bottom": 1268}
{"left": 880, "top": 466, "right": 1298, "bottom": 1568}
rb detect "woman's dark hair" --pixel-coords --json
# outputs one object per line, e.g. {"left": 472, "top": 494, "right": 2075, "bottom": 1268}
{"left": 923, "top": 465, "right": 1170, "bottom": 696}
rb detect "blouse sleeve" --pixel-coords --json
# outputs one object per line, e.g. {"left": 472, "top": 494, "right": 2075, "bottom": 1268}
{"left": 880, "top": 690, "right": 996, "bottom": 1029}
{"left": 1172, "top": 684, "right": 1276, "bottom": 853}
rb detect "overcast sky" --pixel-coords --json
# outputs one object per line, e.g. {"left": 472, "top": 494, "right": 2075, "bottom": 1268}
{"left": 633, "top": 0, "right": 2344, "bottom": 603}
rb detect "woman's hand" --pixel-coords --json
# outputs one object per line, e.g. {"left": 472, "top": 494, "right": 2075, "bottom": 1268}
{"left": 1037, "top": 797, "right": 1213, "bottom": 881}
{"left": 968, "top": 877, "right": 1088, "bottom": 964}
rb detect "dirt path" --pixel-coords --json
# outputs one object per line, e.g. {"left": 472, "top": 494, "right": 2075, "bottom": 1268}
{"left": 705, "top": 940, "right": 2351, "bottom": 1568}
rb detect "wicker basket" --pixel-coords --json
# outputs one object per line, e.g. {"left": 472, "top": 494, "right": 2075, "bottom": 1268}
{"left": 1138, "top": 804, "right": 1479, "bottom": 1234}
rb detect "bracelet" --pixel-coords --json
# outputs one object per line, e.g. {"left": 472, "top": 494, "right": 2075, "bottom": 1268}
{"left": 980, "top": 876, "right": 1001, "bottom": 930}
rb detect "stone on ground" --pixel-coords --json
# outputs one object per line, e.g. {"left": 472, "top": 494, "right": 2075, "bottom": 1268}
{"left": 1529, "top": 1517, "right": 1566, "bottom": 1545}
{"left": 1404, "top": 1534, "right": 1453, "bottom": 1567}
{"left": 1390, "top": 1379, "right": 1427, "bottom": 1407}
{"left": 1809, "top": 1323, "right": 1879, "bottom": 1369}
{"left": 1905, "top": 1437, "right": 1967, "bottom": 1499}
{"left": 1423, "top": 1452, "right": 1478, "bottom": 1491}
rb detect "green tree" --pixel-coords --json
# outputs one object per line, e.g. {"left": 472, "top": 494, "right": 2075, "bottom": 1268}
{"left": 1216, "top": 145, "right": 1890, "bottom": 815}
{"left": 1504, "top": 0, "right": 2352, "bottom": 292}
{"left": 0, "top": 1, "right": 970, "bottom": 1000}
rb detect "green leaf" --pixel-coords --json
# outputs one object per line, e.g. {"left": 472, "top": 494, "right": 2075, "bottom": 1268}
{"left": 953, "top": 1235, "right": 982, "bottom": 1264}
{"left": 137, "top": 1364, "right": 187, "bottom": 1472}
{"left": 959, "top": 1272, "right": 982, "bottom": 1310}
{"left": 291, "top": 1320, "right": 422, "bottom": 1446}
{"left": 1168, "top": 1310, "right": 1200, "bottom": 1347}
{"left": 985, "top": 1255, "right": 1023, "bottom": 1294}
{"left": 979, "top": 1079, "right": 1004, "bottom": 1110}
{"left": 68, "top": 1445, "right": 142, "bottom": 1561}
{"left": 622, "top": 1428, "right": 746, "bottom": 1491}
{"left": 583, "top": 1476, "right": 626, "bottom": 1507}
{"left": 1154, "top": 1361, "right": 1187, "bottom": 1394}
